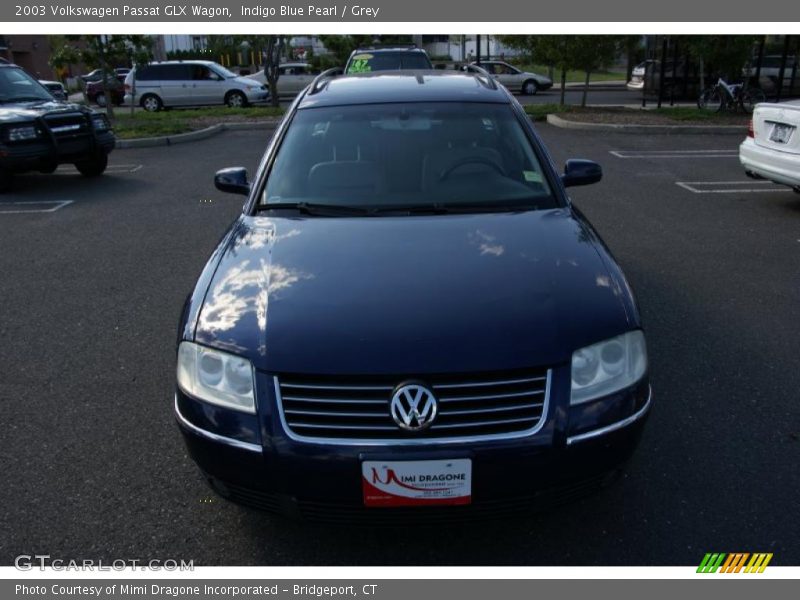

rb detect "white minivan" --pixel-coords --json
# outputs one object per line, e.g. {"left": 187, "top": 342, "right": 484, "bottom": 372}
{"left": 123, "top": 60, "right": 269, "bottom": 111}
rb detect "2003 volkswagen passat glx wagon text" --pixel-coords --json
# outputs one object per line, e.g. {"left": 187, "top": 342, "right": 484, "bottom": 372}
{"left": 175, "top": 70, "right": 651, "bottom": 521}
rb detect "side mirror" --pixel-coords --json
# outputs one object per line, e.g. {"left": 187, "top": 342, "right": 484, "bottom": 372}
{"left": 214, "top": 167, "right": 250, "bottom": 196}
{"left": 561, "top": 159, "right": 602, "bottom": 188}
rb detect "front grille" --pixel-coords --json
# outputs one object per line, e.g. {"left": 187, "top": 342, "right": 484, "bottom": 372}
{"left": 209, "top": 471, "right": 618, "bottom": 524}
{"left": 43, "top": 113, "right": 91, "bottom": 141}
{"left": 275, "top": 368, "right": 550, "bottom": 443}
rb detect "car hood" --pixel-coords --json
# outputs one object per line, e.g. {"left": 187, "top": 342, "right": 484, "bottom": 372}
{"left": 234, "top": 76, "right": 263, "bottom": 87}
{"left": 524, "top": 72, "right": 552, "bottom": 83}
{"left": 0, "top": 100, "right": 88, "bottom": 121}
{"left": 193, "top": 209, "right": 633, "bottom": 374}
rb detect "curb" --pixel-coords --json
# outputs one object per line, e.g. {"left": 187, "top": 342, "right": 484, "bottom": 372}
{"left": 560, "top": 85, "right": 627, "bottom": 92}
{"left": 116, "top": 119, "right": 281, "bottom": 149}
{"left": 545, "top": 113, "right": 745, "bottom": 135}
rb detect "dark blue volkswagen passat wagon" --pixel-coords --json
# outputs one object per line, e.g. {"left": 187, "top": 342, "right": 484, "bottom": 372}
{"left": 175, "top": 70, "right": 651, "bottom": 520}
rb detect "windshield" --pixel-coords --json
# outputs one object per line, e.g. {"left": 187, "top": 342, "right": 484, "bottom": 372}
{"left": 0, "top": 68, "right": 53, "bottom": 103}
{"left": 347, "top": 52, "right": 433, "bottom": 73}
{"left": 211, "top": 64, "right": 239, "bottom": 79}
{"left": 261, "top": 102, "right": 556, "bottom": 212}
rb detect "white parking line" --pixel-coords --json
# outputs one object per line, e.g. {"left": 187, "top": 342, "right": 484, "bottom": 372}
{"left": 610, "top": 150, "right": 738, "bottom": 159}
{"left": 675, "top": 181, "right": 791, "bottom": 194}
{"left": 54, "top": 163, "right": 143, "bottom": 175}
{"left": 0, "top": 200, "right": 74, "bottom": 214}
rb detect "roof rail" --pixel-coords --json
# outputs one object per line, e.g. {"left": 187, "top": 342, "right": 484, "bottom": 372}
{"left": 461, "top": 64, "right": 498, "bottom": 90}
{"left": 308, "top": 67, "right": 344, "bottom": 95}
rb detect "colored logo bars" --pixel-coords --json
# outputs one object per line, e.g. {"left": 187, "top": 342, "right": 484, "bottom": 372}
{"left": 697, "top": 553, "right": 773, "bottom": 573}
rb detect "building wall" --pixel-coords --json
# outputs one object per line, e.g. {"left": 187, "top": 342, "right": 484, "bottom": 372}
{"left": 0, "top": 35, "right": 56, "bottom": 79}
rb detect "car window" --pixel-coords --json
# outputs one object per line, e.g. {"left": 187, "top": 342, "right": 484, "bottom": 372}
{"left": 192, "top": 65, "right": 219, "bottom": 81}
{"left": 261, "top": 102, "right": 555, "bottom": 211}
{"left": 210, "top": 64, "right": 238, "bottom": 79}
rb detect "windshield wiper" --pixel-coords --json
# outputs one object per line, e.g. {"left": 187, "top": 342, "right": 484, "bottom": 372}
{"left": 257, "top": 202, "right": 371, "bottom": 217}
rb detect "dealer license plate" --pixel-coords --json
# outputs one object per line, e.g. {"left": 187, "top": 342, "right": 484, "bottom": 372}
{"left": 769, "top": 122, "right": 794, "bottom": 144}
{"left": 362, "top": 459, "right": 472, "bottom": 507}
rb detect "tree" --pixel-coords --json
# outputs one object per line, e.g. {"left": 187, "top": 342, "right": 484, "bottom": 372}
{"left": 317, "top": 35, "right": 414, "bottom": 66}
{"left": 49, "top": 35, "right": 153, "bottom": 119}
{"left": 683, "top": 35, "right": 758, "bottom": 90}
{"left": 262, "top": 36, "right": 287, "bottom": 108}
{"left": 499, "top": 35, "right": 624, "bottom": 106}
{"left": 570, "top": 36, "right": 622, "bottom": 107}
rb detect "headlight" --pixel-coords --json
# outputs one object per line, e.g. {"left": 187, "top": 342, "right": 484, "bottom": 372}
{"left": 176, "top": 342, "right": 256, "bottom": 413}
{"left": 7, "top": 125, "right": 40, "bottom": 141}
{"left": 570, "top": 330, "right": 647, "bottom": 404}
{"left": 91, "top": 114, "right": 110, "bottom": 131}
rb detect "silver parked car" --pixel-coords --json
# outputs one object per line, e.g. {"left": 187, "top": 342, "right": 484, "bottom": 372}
{"left": 39, "top": 80, "right": 67, "bottom": 101}
{"left": 251, "top": 63, "right": 320, "bottom": 97}
{"left": 471, "top": 61, "right": 553, "bottom": 95}
{"left": 123, "top": 60, "right": 269, "bottom": 111}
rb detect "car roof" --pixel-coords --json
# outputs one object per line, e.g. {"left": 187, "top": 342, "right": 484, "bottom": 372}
{"left": 141, "top": 60, "right": 216, "bottom": 66}
{"left": 351, "top": 46, "right": 427, "bottom": 54}
{"left": 298, "top": 71, "right": 509, "bottom": 108}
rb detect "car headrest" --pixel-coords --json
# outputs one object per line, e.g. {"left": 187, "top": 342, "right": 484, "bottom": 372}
{"left": 307, "top": 161, "right": 384, "bottom": 197}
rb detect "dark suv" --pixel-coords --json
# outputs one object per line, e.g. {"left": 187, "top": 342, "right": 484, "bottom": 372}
{"left": 0, "top": 63, "right": 114, "bottom": 191}
{"left": 345, "top": 45, "right": 433, "bottom": 73}
{"left": 176, "top": 70, "right": 650, "bottom": 521}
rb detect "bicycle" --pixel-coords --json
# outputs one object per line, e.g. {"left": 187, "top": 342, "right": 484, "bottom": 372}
{"left": 697, "top": 78, "right": 766, "bottom": 113}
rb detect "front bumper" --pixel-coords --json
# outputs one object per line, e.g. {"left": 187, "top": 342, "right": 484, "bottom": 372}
{"left": 244, "top": 89, "right": 270, "bottom": 104}
{"left": 175, "top": 368, "right": 650, "bottom": 521}
{"left": 740, "top": 138, "right": 800, "bottom": 188}
{"left": 0, "top": 130, "right": 115, "bottom": 173}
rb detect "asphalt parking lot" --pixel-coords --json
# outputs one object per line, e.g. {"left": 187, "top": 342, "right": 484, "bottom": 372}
{"left": 1, "top": 124, "right": 798, "bottom": 566}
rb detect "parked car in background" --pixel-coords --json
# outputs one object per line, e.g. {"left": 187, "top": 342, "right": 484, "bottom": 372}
{"left": 626, "top": 60, "right": 655, "bottom": 90}
{"left": 0, "top": 63, "right": 114, "bottom": 191}
{"left": 743, "top": 55, "right": 798, "bottom": 93}
{"left": 627, "top": 58, "right": 703, "bottom": 97}
{"left": 80, "top": 68, "right": 129, "bottom": 85}
{"left": 344, "top": 46, "right": 433, "bottom": 73}
{"left": 251, "top": 62, "right": 320, "bottom": 96}
{"left": 39, "top": 80, "right": 67, "bottom": 101}
{"left": 176, "top": 70, "right": 651, "bottom": 519}
{"left": 740, "top": 100, "right": 800, "bottom": 193}
{"left": 85, "top": 76, "right": 125, "bottom": 107}
{"left": 123, "top": 60, "right": 269, "bottom": 111}
{"left": 470, "top": 60, "right": 553, "bottom": 95}
{"left": 627, "top": 59, "right": 689, "bottom": 91}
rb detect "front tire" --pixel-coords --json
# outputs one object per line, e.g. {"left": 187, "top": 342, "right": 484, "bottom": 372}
{"left": 75, "top": 153, "right": 108, "bottom": 177}
{"left": 95, "top": 93, "right": 107, "bottom": 107}
{"left": 522, "top": 79, "right": 538, "bottom": 95}
{"left": 141, "top": 94, "right": 162, "bottom": 112}
{"left": 226, "top": 90, "right": 247, "bottom": 108}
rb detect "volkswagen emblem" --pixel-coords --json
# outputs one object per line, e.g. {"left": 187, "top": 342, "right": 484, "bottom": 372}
{"left": 390, "top": 383, "right": 438, "bottom": 431}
